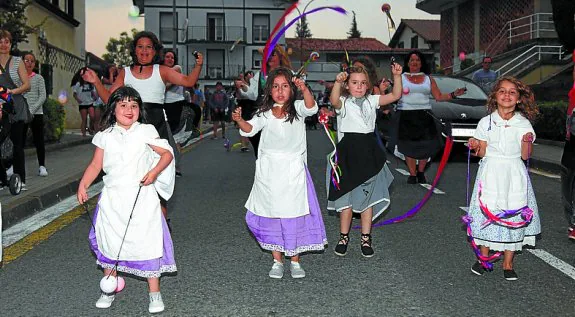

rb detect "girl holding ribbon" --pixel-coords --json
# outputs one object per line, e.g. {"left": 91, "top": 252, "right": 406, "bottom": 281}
{"left": 327, "top": 63, "right": 403, "bottom": 258}
{"left": 467, "top": 76, "right": 541, "bottom": 281}
{"left": 232, "top": 67, "right": 327, "bottom": 279}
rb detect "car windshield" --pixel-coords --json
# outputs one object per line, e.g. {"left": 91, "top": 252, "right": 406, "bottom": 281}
{"left": 433, "top": 77, "right": 487, "bottom": 100}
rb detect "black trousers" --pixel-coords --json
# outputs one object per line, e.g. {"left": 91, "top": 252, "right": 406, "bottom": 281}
{"left": 190, "top": 103, "right": 202, "bottom": 129}
{"left": 0, "top": 113, "right": 10, "bottom": 185}
{"left": 26, "top": 114, "right": 45, "bottom": 167}
{"left": 10, "top": 120, "right": 27, "bottom": 183}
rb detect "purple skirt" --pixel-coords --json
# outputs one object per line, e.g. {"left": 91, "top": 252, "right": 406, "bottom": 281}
{"left": 89, "top": 205, "right": 177, "bottom": 278}
{"left": 246, "top": 168, "right": 328, "bottom": 256}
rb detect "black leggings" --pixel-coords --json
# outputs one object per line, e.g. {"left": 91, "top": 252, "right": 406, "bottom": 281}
{"left": 10, "top": 120, "right": 27, "bottom": 183}
{"left": 0, "top": 113, "right": 9, "bottom": 185}
{"left": 190, "top": 103, "right": 202, "bottom": 129}
{"left": 164, "top": 100, "right": 185, "bottom": 134}
{"left": 26, "top": 114, "right": 45, "bottom": 167}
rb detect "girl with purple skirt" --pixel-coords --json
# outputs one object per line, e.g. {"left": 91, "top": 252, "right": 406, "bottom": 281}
{"left": 232, "top": 67, "right": 327, "bottom": 279}
{"left": 77, "top": 87, "right": 176, "bottom": 314}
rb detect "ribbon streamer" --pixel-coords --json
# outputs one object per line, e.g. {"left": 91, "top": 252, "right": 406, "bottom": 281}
{"left": 262, "top": 1, "right": 300, "bottom": 76}
{"left": 295, "top": 51, "right": 320, "bottom": 78}
{"left": 318, "top": 112, "right": 342, "bottom": 188}
{"left": 263, "top": 6, "right": 347, "bottom": 76}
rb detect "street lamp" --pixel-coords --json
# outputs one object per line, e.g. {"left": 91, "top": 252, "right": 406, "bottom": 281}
{"left": 294, "top": 0, "right": 318, "bottom": 64}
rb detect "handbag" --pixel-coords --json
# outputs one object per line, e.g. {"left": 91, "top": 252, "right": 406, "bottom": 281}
{"left": 0, "top": 57, "right": 33, "bottom": 123}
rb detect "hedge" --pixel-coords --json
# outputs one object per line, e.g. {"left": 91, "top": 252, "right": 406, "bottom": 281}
{"left": 533, "top": 101, "right": 568, "bottom": 141}
{"left": 26, "top": 97, "right": 66, "bottom": 144}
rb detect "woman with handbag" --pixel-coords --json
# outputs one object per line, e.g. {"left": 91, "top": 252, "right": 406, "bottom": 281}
{"left": 23, "top": 52, "right": 47, "bottom": 177}
{"left": 0, "top": 30, "right": 30, "bottom": 190}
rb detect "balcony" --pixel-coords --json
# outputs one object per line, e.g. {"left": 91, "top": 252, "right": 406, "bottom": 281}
{"left": 190, "top": 64, "right": 244, "bottom": 80}
{"left": 179, "top": 26, "right": 245, "bottom": 43}
{"left": 416, "top": 0, "right": 466, "bottom": 14}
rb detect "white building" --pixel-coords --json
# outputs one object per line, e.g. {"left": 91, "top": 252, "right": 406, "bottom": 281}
{"left": 388, "top": 19, "right": 440, "bottom": 68}
{"left": 132, "top": 0, "right": 291, "bottom": 89}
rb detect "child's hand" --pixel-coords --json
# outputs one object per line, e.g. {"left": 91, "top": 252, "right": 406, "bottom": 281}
{"left": 335, "top": 72, "right": 347, "bottom": 83}
{"left": 141, "top": 170, "right": 159, "bottom": 186}
{"left": 232, "top": 107, "right": 243, "bottom": 122}
{"left": 81, "top": 68, "right": 99, "bottom": 84}
{"left": 467, "top": 138, "right": 480, "bottom": 153}
{"left": 379, "top": 78, "right": 391, "bottom": 92}
{"left": 77, "top": 185, "right": 88, "bottom": 204}
{"left": 293, "top": 77, "right": 307, "bottom": 92}
{"left": 522, "top": 132, "right": 534, "bottom": 143}
{"left": 391, "top": 63, "right": 403, "bottom": 75}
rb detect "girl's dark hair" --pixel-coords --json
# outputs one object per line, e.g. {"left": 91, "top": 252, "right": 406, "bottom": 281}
{"left": 163, "top": 48, "right": 178, "bottom": 66}
{"left": 351, "top": 56, "right": 378, "bottom": 89}
{"left": 99, "top": 86, "right": 147, "bottom": 131}
{"left": 256, "top": 67, "right": 299, "bottom": 123}
{"left": 403, "top": 49, "right": 430, "bottom": 74}
{"left": 130, "top": 31, "right": 164, "bottom": 66}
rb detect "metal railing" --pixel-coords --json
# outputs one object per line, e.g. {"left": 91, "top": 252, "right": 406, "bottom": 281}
{"left": 495, "top": 45, "right": 565, "bottom": 77}
{"left": 186, "top": 26, "right": 244, "bottom": 43}
{"left": 485, "top": 13, "right": 556, "bottom": 57}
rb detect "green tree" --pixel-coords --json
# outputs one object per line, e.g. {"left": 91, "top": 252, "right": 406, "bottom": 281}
{"left": 102, "top": 29, "right": 139, "bottom": 67}
{"left": 295, "top": 16, "right": 312, "bottom": 38}
{"left": 347, "top": 11, "right": 362, "bottom": 39}
{"left": 0, "top": 0, "right": 42, "bottom": 52}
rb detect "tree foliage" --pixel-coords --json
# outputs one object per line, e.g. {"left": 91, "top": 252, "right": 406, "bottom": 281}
{"left": 347, "top": 11, "right": 362, "bottom": 39}
{"left": 0, "top": 0, "right": 41, "bottom": 52}
{"left": 102, "top": 28, "right": 139, "bottom": 67}
{"left": 295, "top": 16, "right": 312, "bottom": 38}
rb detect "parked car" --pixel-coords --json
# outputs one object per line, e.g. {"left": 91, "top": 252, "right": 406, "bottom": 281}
{"left": 560, "top": 114, "right": 575, "bottom": 226}
{"left": 377, "top": 75, "right": 489, "bottom": 143}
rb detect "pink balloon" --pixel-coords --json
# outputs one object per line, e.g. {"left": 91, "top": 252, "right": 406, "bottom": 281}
{"left": 402, "top": 87, "right": 410, "bottom": 95}
{"left": 115, "top": 276, "right": 125, "bottom": 292}
{"left": 458, "top": 52, "right": 466, "bottom": 61}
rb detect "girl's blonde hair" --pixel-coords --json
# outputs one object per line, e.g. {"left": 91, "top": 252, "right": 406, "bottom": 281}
{"left": 340, "top": 66, "right": 371, "bottom": 97}
{"left": 485, "top": 76, "right": 539, "bottom": 122}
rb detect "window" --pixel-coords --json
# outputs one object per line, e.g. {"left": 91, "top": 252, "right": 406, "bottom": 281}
{"left": 207, "top": 13, "right": 225, "bottom": 41}
{"left": 410, "top": 35, "right": 418, "bottom": 49}
{"left": 252, "top": 50, "right": 262, "bottom": 69}
{"left": 207, "top": 49, "right": 225, "bottom": 78}
{"left": 160, "top": 12, "right": 176, "bottom": 43}
{"left": 252, "top": 14, "right": 270, "bottom": 43}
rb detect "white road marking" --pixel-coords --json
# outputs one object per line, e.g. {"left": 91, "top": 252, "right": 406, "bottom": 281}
{"left": 420, "top": 183, "right": 445, "bottom": 194}
{"left": 527, "top": 249, "right": 575, "bottom": 281}
{"left": 529, "top": 168, "right": 560, "bottom": 179}
{"left": 395, "top": 168, "right": 411, "bottom": 176}
{"left": 2, "top": 183, "right": 104, "bottom": 247}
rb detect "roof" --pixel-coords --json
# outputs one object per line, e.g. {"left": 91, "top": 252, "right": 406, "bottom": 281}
{"left": 285, "top": 37, "right": 392, "bottom": 53}
{"left": 389, "top": 19, "right": 440, "bottom": 48}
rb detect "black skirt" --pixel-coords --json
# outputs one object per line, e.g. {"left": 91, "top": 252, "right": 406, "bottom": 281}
{"left": 393, "top": 109, "right": 443, "bottom": 160}
{"left": 328, "top": 133, "right": 386, "bottom": 201}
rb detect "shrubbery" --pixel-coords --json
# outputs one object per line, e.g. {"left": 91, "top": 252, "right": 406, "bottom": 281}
{"left": 26, "top": 97, "right": 66, "bottom": 144}
{"left": 533, "top": 101, "right": 568, "bottom": 141}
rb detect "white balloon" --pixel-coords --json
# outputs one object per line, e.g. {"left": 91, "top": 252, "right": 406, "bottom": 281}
{"left": 100, "top": 275, "right": 118, "bottom": 293}
{"left": 128, "top": 5, "right": 140, "bottom": 17}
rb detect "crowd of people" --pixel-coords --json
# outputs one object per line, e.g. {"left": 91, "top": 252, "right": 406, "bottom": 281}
{"left": 0, "top": 26, "right": 550, "bottom": 314}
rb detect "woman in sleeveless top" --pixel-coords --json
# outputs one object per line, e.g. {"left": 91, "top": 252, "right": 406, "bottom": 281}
{"left": 393, "top": 50, "right": 466, "bottom": 184}
{"left": 0, "top": 29, "right": 30, "bottom": 189}
{"left": 162, "top": 49, "right": 186, "bottom": 134}
{"left": 81, "top": 31, "right": 203, "bottom": 219}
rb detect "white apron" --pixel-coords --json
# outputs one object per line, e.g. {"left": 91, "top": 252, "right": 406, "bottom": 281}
{"left": 245, "top": 150, "right": 309, "bottom": 218}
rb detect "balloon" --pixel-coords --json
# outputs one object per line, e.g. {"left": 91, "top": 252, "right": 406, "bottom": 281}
{"left": 458, "top": 52, "right": 466, "bottom": 61}
{"left": 100, "top": 275, "right": 118, "bottom": 294}
{"left": 57, "top": 90, "right": 68, "bottom": 104}
{"left": 128, "top": 5, "right": 140, "bottom": 18}
{"left": 381, "top": 3, "right": 391, "bottom": 12}
{"left": 402, "top": 87, "right": 410, "bottom": 95}
{"left": 115, "top": 276, "right": 125, "bottom": 293}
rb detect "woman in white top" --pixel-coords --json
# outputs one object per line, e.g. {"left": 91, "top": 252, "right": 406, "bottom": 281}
{"left": 162, "top": 49, "right": 186, "bottom": 134}
{"left": 393, "top": 50, "right": 466, "bottom": 184}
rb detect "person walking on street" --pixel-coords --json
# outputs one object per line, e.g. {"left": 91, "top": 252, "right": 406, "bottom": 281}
{"left": 472, "top": 56, "right": 498, "bottom": 93}
{"left": 209, "top": 81, "right": 229, "bottom": 139}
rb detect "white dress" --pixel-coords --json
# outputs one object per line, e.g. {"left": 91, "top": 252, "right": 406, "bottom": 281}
{"left": 468, "top": 111, "right": 541, "bottom": 250}
{"left": 93, "top": 122, "right": 175, "bottom": 261}
{"left": 240, "top": 100, "right": 318, "bottom": 218}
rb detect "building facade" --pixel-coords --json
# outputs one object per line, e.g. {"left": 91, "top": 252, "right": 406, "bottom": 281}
{"left": 133, "top": 0, "right": 290, "bottom": 89}
{"left": 388, "top": 19, "right": 440, "bottom": 69}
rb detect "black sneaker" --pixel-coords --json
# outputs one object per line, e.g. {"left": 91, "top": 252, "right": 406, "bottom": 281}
{"left": 503, "top": 269, "right": 518, "bottom": 281}
{"left": 471, "top": 262, "right": 486, "bottom": 276}
{"left": 417, "top": 172, "right": 427, "bottom": 184}
{"left": 407, "top": 176, "right": 417, "bottom": 184}
{"left": 334, "top": 233, "right": 349, "bottom": 256}
{"left": 360, "top": 234, "right": 374, "bottom": 258}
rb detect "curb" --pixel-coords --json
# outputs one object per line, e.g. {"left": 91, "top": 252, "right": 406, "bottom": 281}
{"left": 24, "top": 135, "right": 93, "bottom": 158}
{"left": 530, "top": 157, "right": 562, "bottom": 175}
{"left": 2, "top": 127, "right": 214, "bottom": 230}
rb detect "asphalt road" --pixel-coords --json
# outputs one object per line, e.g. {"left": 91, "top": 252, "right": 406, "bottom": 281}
{"left": 1, "top": 127, "right": 574, "bottom": 316}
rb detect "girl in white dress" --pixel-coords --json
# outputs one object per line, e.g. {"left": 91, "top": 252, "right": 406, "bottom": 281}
{"left": 467, "top": 76, "right": 541, "bottom": 281}
{"left": 77, "top": 86, "right": 176, "bottom": 313}
{"left": 232, "top": 67, "right": 327, "bottom": 279}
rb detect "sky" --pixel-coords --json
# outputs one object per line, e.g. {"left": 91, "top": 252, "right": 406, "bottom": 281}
{"left": 85, "top": 0, "right": 438, "bottom": 58}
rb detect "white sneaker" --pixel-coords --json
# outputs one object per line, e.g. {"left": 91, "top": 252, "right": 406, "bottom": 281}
{"left": 20, "top": 183, "right": 27, "bottom": 191}
{"left": 268, "top": 260, "right": 284, "bottom": 279}
{"left": 38, "top": 166, "right": 48, "bottom": 176}
{"left": 290, "top": 261, "right": 306, "bottom": 279}
{"left": 6, "top": 166, "right": 13, "bottom": 177}
{"left": 95, "top": 293, "right": 115, "bottom": 309}
{"left": 148, "top": 292, "right": 165, "bottom": 313}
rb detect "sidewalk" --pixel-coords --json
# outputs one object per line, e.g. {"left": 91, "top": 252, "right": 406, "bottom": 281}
{"left": 1, "top": 122, "right": 214, "bottom": 229}
{"left": 0, "top": 128, "right": 565, "bottom": 229}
